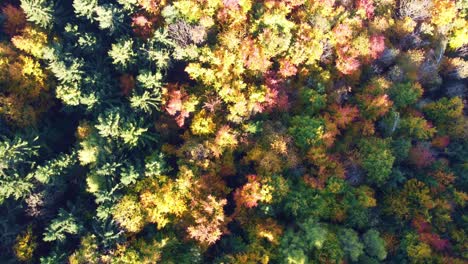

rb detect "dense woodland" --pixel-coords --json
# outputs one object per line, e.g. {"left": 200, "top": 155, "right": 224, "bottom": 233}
{"left": 0, "top": 0, "right": 467, "bottom": 263}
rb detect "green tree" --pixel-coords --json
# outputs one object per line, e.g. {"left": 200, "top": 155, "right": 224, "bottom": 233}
{"left": 389, "top": 82, "right": 423, "bottom": 109}
{"left": 362, "top": 229, "right": 387, "bottom": 261}
{"left": 338, "top": 228, "right": 364, "bottom": 262}
{"left": 288, "top": 115, "right": 324, "bottom": 151}
{"left": 424, "top": 97, "right": 464, "bottom": 123}
{"left": 43, "top": 209, "right": 82, "bottom": 242}
{"left": 108, "top": 38, "right": 136, "bottom": 71}
{"left": 0, "top": 136, "right": 38, "bottom": 204}
{"left": 358, "top": 137, "right": 395, "bottom": 186}
{"left": 20, "top": 0, "right": 54, "bottom": 29}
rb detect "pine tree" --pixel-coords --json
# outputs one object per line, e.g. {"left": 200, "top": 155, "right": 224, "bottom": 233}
{"left": 20, "top": 0, "right": 54, "bottom": 29}
{"left": 0, "top": 136, "right": 38, "bottom": 204}
{"left": 43, "top": 209, "right": 82, "bottom": 242}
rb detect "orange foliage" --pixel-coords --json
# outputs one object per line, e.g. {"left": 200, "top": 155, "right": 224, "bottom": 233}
{"left": 120, "top": 74, "right": 135, "bottom": 96}
{"left": 2, "top": 4, "right": 26, "bottom": 36}
{"left": 187, "top": 195, "right": 228, "bottom": 245}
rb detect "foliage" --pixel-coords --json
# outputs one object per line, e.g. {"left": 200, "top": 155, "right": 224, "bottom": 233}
{"left": 363, "top": 229, "right": 387, "bottom": 261}
{"left": 358, "top": 137, "right": 395, "bottom": 186}
{"left": 0, "top": 1, "right": 466, "bottom": 263}
{"left": 13, "top": 226, "right": 37, "bottom": 262}
{"left": 288, "top": 115, "right": 324, "bottom": 151}
{"left": 20, "top": 0, "right": 54, "bottom": 29}
{"left": 339, "top": 228, "right": 364, "bottom": 262}
{"left": 43, "top": 209, "right": 82, "bottom": 242}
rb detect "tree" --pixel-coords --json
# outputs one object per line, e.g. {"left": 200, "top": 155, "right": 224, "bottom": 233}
{"left": 13, "top": 226, "right": 37, "bottom": 262}
{"left": 288, "top": 115, "right": 324, "bottom": 151}
{"left": 43, "top": 209, "right": 82, "bottom": 242}
{"left": 389, "top": 82, "right": 423, "bottom": 109}
{"left": 187, "top": 195, "right": 228, "bottom": 245}
{"left": 108, "top": 38, "right": 136, "bottom": 71}
{"left": 20, "top": 0, "right": 54, "bottom": 29}
{"left": 424, "top": 97, "right": 464, "bottom": 123}
{"left": 363, "top": 229, "right": 387, "bottom": 261}
{"left": 73, "top": 0, "right": 98, "bottom": 21}
{"left": 358, "top": 137, "right": 395, "bottom": 186}
{"left": 0, "top": 136, "right": 38, "bottom": 204}
{"left": 112, "top": 195, "right": 146, "bottom": 233}
{"left": 339, "top": 228, "right": 364, "bottom": 262}
{"left": 1, "top": 5, "right": 26, "bottom": 36}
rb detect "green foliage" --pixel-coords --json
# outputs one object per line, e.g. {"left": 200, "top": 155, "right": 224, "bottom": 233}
{"left": 423, "top": 96, "right": 464, "bottom": 125}
{"left": 73, "top": 0, "right": 98, "bottom": 21}
{"left": 0, "top": 137, "right": 38, "bottom": 204}
{"left": 43, "top": 209, "right": 82, "bottom": 242}
{"left": 358, "top": 137, "right": 395, "bottom": 186}
{"left": 279, "top": 219, "right": 330, "bottom": 264}
{"left": 300, "top": 88, "right": 327, "bottom": 115}
{"left": 31, "top": 152, "right": 77, "bottom": 184}
{"left": 288, "top": 115, "right": 324, "bottom": 151}
{"left": 0, "top": 0, "right": 466, "bottom": 263}
{"left": 389, "top": 82, "right": 423, "bottom": 109}
{"left": 109, "top": 38, "right": 136, "bottom": 71}
{"left": 94, "top": 4, "right": 125, "bottom": 34}
{"left": 20, "top": 0, "right": 54, "bottom": 29}
{"left": 362, "top": 229, "right": 387, "bottom": 261}
{"left": 398, "top": 116, "right": 436, "bottom": 140}
{"left": 338, "top": 228, "right": 364, "bottom": 262}
{"left": 94, "top": 109, "right": 148, "bottom": 148}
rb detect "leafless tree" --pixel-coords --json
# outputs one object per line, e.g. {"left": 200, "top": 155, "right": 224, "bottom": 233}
{"left": 168, "top": 21, "right": 206, "bottom": 47}
{"left": 399, "top": 0, "right": 433, "bottom": 21}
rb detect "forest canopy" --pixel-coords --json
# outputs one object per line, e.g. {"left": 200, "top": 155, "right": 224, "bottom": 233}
{"left": 0, "top": 0, "right": 467, "bottom": 263}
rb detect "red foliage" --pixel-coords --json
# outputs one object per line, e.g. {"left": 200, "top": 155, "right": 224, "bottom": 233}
{"left": 241, "top": 38, "right": 271, "bottom": 73}
{"left": 223, "top": 0, "right": 239, "bottom": 9}
{"left": 408, "top": 143, "right": 435, "bottom": 169}
{"left": 412, "top": 216, "right": 431, "bottom": 233}
{"left": 187, "top": 195, "right": 228, "bottom": 245}
{"left": 333, "top": 24, "right": 353, "bottom": 45}
{"left": 304, "top": 174, "right": 325, "bottom": 190}
{"left": 138, "top": 0, "right": 162, "bottom": 15}
{"left": 420, "top": 233, "right": 450, "bottom": 251}
{"left": 431, "top": 170, "right": 455, "bottom": 191}
{"left": 131, "top": 15, "right": 154, "bottom": 39}
{"left": 279, "top": 59, "right": 298, "bottom": 78}
{"left": 165, "top": 85, "right": 193, "bottom": 127}
{"left": 234, "top": 175, "right": 263, "bottom": 208}
{"left": 357, "top": 0, "right": 375, "bottom": 19}
{"left": 262, "top": 71, "right": 289, "bottom": 112}
{"left": 203, "top": 96, "right": 222, "bottom": 113}
{"left": 337, "top": 55, "right": 361, "bottom": 75}
{"left": 119, "top": 74, "right": 135, "bottom": 96}
{"left": 370, "top": 35, "right": 385, "bottom": 59}
{"left": 2, "top": 4, "right": 26, "bottom": 36}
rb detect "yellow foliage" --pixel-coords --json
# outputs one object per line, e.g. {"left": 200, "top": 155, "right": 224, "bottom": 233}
{"left": 11, "top": 26, "right": 48, "bottom": 58}
{"left": 431, "top": 0, "right": 457, "bottom": 30}
{"left": 69, "top": 235, "right": 99, "bottom": 264}
{"left": 393, "top": 17, "right": 416, "bottom": 37}
{"left": 139, "top": 168, "right": 193, "bottom": 229}
{"left": 86, "top": 172, "right": 103, "bottom": 194}
{"left": 357, "top": 186, "right": 377, "bottom": 207}
{"left": 78, "top": 142, "right": 98, "bottom": 166}
{"left": 76, "top": 121, "right": 93, "bottom": 140}
{"left": 191, "top": 110, "right": 216, "bottom": 135}
{"left": 215, "top": 125, "right": 238, "bottom": 150}
{"left": 407, "top": 241, "right": 432, "bottom": 260}
{"left": 449, "top": 19, "right": 468, "bottom": 49}
{"left": 14, "top": 226, "right": 36, "bottom": 262}
{"left": 113, "top": 195, "right": 146, "bottom": 233}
